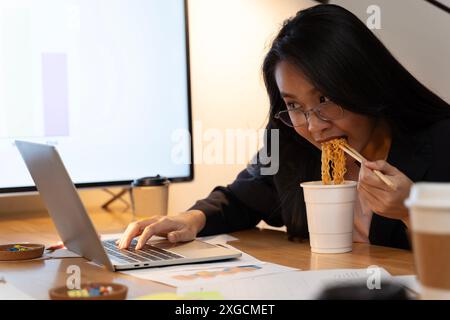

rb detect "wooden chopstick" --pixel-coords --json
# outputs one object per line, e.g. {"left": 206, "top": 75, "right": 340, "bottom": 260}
{"left": 340, "top": 143, "right": 396, "bottom": 191}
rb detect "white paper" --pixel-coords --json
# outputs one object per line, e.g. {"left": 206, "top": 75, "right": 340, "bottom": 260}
{"left": 392, "top": 275, "right": 421, "bottom": 295}
{"left": 0, "top": 278, "right": 34, "bottom": 300}
{"left": 177, "top": 267, "right": 392, "bottom": 300}
{"left": 44, "top": 248, "right": 81, "bottom": 259}
{"left": 257, "top": 221, "right": 287, "bottom": 232}
{"left": 129, "top": 262, "right": 298, "bottom": 288}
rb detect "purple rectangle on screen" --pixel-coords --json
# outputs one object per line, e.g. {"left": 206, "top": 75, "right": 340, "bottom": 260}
{"left": 42, "top": 53, "right": 69, "bottom": 136}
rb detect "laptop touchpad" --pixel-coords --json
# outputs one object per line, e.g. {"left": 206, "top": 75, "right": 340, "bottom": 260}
{"left": 149, "top": 239, "right": 218, "bottom": 253}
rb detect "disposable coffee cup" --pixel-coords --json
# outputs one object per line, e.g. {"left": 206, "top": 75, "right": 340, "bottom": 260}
{"left": 300, "top": 181, "right": 357, "bottom": 254}
{"left": 131, "top": 175, "right": 170, "bottom": 218}
{"left": 405, "top": 182, "right": 450, "bottom": 300}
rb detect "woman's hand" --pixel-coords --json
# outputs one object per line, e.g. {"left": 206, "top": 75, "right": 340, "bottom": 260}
{"left": 116, "top": 210, "right": 206, "bottom": 250}
{"left": 358, "top": 160, "right": 413, "bottom": 224}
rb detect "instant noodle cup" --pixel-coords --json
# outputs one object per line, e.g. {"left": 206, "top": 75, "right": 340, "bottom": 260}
{"left": 300, "top": 181, "right": 357, "bottom": 253}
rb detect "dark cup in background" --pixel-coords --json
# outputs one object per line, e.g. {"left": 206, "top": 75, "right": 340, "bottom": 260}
{"left": 130, "top": 175, "right": 170, "bottom": 218}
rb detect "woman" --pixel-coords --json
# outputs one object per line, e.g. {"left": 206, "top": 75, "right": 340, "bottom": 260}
{"left": 118, "top": 4, "right": 450, "bottom": 250}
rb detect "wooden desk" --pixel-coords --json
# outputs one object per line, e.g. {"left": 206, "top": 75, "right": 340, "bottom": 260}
{"left": 0, "top": 210, "right": 415, "bottom": 299}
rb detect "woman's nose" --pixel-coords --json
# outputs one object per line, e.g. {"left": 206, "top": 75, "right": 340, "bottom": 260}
{"left": 307, "top": 112, "right": 331, "bottom": 134}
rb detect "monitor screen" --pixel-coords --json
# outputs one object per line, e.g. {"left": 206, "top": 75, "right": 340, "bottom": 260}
{"left": 0, "top": 0, "right": 192, "bottom": 194}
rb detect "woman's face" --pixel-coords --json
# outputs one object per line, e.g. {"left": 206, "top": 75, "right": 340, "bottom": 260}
{"left": 274, "top": 60, "right": 376, "bottom": 153}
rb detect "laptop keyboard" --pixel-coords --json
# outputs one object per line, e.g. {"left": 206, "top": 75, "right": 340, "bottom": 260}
{"left": 102, "top": 239, "right": 183, "bottom": 264}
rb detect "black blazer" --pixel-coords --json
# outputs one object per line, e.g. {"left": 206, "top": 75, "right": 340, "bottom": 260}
{"left": 190, "top": 119, "right": 450, "bottom": 250}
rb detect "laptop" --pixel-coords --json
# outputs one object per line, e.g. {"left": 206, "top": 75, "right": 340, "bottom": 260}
{"left": 15, "top": 140, "right": 241, "bottom": 271}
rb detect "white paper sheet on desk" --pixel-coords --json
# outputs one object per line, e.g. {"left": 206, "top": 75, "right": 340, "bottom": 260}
{"left": 177, "top": 267, "right": 392, "bottom": 300}
{"left": 126, "top": 262, "right": 298, "bottom": 288}
{"left": 119, "top": 243, "right": 266, "bottom": 282}
{"left": 392, "top": 275, "right": 421, "bottom": 295}
{"left": 0, "top": 277, "right": 35, "bottom": 300}
{"left": 44, "top": 248, "right": 81, "bottom": 259}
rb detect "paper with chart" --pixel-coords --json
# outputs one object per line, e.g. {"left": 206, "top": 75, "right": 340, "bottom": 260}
{"left": 104, "top": 232, "right": 299, "bottom": 289}
{"left": 177, "top": 267, "right": 393, "bottom": 299}
{"left": 109, "top": 232, "right": 276, "bottom": 284}
{"left": 127, "top": 262, "right": 298, "bottom": 288}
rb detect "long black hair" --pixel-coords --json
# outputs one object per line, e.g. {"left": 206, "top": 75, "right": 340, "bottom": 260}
{"left": 263, "top": 4, "right": 450, "bottom": 140}
{"left": 260, "top": 4, "right": 450, "bottom": 241}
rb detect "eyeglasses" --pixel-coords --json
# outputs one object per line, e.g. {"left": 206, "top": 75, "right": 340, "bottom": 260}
{"left": 275, "top": 101, "right": 344, "bottom": 128}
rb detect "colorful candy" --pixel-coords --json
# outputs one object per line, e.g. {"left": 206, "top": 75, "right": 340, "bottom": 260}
{"left": 7, "top": 245, "right": 31, "bottom": 252}
{"left": 67, "top": 285, "right": 114, "bottom": 298}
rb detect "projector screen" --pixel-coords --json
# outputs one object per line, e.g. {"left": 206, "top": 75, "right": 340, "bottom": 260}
{"left": 0, "top": 0, "right": 192, "bottom": 194}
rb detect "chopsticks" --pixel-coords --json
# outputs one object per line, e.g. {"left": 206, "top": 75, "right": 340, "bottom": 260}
{"left": 340, "top": 143, "right": 396, "bottom": 191}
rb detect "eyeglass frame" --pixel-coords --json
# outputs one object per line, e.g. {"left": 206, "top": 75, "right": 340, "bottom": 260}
{"left": 274, "top": 100, "right": 345, "bottom": 128}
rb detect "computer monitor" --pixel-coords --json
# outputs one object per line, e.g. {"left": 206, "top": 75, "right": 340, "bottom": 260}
{"left": 0, "top": 0, "right": 193, "bottom": 194}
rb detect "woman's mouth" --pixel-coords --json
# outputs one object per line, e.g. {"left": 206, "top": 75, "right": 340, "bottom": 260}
{"left": 316, "top": 135, "right": 348, "bottom": 144}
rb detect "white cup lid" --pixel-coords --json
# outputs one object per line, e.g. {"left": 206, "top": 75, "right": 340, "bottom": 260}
{"left": 405, "top": 182, "right": 450, "bottom": 209}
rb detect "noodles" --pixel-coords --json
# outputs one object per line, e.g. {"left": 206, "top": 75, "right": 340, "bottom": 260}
{"left": 321, "top": 138, "right": 347, "bottom": 185}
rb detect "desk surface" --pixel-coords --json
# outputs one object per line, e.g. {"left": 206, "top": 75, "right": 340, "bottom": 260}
{"left": 0, "top": 210, "right": 416, "bottom": 299}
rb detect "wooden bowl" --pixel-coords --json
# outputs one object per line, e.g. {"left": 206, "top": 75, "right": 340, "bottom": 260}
{"left": 49, "top": 283, "right": 128, "bottom": 300}
{"left": 0, "top": 243, "right": 45, "bottom": 261}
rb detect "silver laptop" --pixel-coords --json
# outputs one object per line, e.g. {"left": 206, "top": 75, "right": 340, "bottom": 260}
{"left": 15, "top": 140, "right": 241, "bottom": 271}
